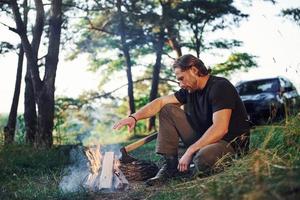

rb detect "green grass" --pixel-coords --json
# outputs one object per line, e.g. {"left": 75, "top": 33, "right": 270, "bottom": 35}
{"left": 148, "top": 116, "right": 300, "bottom": 200}
{"left": 0, "top": 114, "right": 8, "bottom": 144}
{"left": 0, "top": 116, "right": 299, "bottom": 199}
{"left": 0, "top": 145, "right": 90, "bottom": 200}
{"left": 128, "top": 140, "right": 161, "bottom": 163}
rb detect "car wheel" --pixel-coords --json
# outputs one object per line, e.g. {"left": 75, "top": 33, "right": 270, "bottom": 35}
{"left": 277, "top": 105, "right": 286, "bottom": 122}
{"left": 267, "top": 102, "right": 278, "bottom": 124}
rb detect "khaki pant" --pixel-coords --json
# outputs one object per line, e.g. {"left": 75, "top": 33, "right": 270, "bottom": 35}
{"left": 156, "top": 104, "right": 235, "bottom": 172}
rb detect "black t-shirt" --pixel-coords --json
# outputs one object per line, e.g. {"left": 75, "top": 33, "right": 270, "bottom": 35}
{"left": 174, "top": 75, "right": 250, "bottom": 146}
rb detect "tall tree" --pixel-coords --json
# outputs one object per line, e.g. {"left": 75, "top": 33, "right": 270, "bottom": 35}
{"left": 4, "top": 45, "right": 24, "bottom": 144}
{"left": 147, "top": 30, "right": 165, "bottom": 131}
{"left": 1, "top": 0, "right": 27, "bottom": 144}
{"left": 177, "top": 0, "right": 248, "bottom": 58}
{"left": 147, "top": 0, "right": 176, "bottom": 131}
{"left": 9, "top": 0, "right": 63, "bottom": 148}
{"left": 163, "top": 0, "right": 182, "bottom": 57}
{"left": 23, "top": 0, "right": 40, "bottom": 144}
{"left": 69, "top": 0, "right": 150, "bottom": 116}
{"left": 116, "top": 0, "right": 135, "bottom": 114}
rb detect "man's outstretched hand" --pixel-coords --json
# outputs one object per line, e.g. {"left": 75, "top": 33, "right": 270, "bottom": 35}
{"left": 113, "top": 117, "right": 136, "bottom": 132}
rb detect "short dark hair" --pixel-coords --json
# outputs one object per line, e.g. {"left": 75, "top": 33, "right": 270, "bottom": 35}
{"left": 173, "top": 54, "right": 210, "bottom": 76}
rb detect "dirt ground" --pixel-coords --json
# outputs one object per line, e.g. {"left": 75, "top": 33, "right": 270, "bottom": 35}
{"left": 91, "top": 142, "right": 189, "bottom": 199}
{"left": 91, "top": 181, "right": 166, "bottom": 200}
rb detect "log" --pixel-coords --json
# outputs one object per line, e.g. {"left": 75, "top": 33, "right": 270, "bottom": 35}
{"left": 83, "top": 145, "right": 102, "bottom": 190}
{"left": 84, "top": 145, "right": 102, "bottom": 174}
{"left": 99, "top": 152, "right": 114, "bottom": 189}
{"left": 83, "top": 147, "right": 129, "bottom": 191}
{"left": 113, "top": 156, "right": 129, "bottom": 190}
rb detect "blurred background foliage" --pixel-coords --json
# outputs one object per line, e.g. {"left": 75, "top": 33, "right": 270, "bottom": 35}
{"left": 0, "top": 0, "right": 299, "bottom": 146}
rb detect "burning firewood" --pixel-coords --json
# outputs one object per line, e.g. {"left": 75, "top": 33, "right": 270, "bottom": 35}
{"left": 83, "top": 145, "right": 102, "bottom": 189}
{"left": 83, "top": 144, "right": 159, "bottom": 192}
{"left": 99, "top": 152, "right": 114, "bottom": 189}
{"left": 83, "top": 147, "right": 129, "bottom": 191}
{"left": 113, "top": 155, "right": 129, "bottom": 190}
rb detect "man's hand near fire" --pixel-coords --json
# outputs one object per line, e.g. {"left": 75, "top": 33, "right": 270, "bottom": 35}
{"left": 113, "top": 96, "right": 179, "bottom": 134}
{"left": 113, "top": 115, "right": 136, "bottom": 132}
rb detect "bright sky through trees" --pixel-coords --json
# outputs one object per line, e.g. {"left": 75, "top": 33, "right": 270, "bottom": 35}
{"left": 0, "top": 0, "right": 300, "bottom": 113}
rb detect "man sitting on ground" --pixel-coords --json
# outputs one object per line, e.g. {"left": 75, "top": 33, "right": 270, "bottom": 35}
{"left": 113, "top": 54, "right": 251, "bottom": 185}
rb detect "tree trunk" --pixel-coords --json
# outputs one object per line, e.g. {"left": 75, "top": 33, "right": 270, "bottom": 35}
{"left": 24, "top": 64, "right": 37, "bottom": 144}
{"left": 147, "top": 1, "right": 180, "bottom": 131}
{"left": 193, "top": 27, "right": 200, "bottom": 58}
{"left": 192, "top": 20, "right": 207, "bottom": 59}
{"left": 166, "top": 32, "right": 182, "bottom": 58}
{"left": 21, "top": 0, "right": 42, "bottom": 145}
{"left": 34, "top": 0, "right": 62, "bottom": 148}
{"left": 124, "top": 50, "right": 135, "bottom": 115}
{"left": 163, "top": 1, "right": 182, "bottom": 58}
{"left": 4, "top": 0, "right": 28, "bottom": 145}
{"left": 117, "top": 0, "right": 135, "bottom": 115}
{"left": 35, "top": 87, "right": 54, "bottom": 148}
{"left": 4, "top": 46, "right": 24, "bottom": 145}
{"left": 148, "top": 33, "right": 164, "bottom": 131}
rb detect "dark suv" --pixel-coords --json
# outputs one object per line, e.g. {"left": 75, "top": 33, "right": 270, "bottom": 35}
{"left": 235, "top": 77, "right": 300, "bottom": 124}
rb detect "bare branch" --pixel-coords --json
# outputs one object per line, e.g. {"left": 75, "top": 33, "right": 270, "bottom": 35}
{"left": 38, "top": 54, "right": 47, "bottom": 61}
{"left": 86, "top": 17, "right": 115, "bottom": 35}
{"left": 0, "top": 0, "right": 11, "bottom": 4}
{"left": 31, "top": 0, "right": 44, "bottom": 56}
{"left": 0, "top": 21, "right": 18, "bottom": 33}
{"left": 162, "top": 52, "right": 176, "bottom": 60}
{"left": 89, "top": 77, "right": 178, "bottom": 101}
{"left": 11, "top": 0, "right": 42, "bottom": 88}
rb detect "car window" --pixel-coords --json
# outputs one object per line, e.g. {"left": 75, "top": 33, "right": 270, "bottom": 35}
{"left": 236, "top": 79, "right": 279, "bottom": 95}
{"left": 280, "top": 78, "right": 295, "bottom": 92}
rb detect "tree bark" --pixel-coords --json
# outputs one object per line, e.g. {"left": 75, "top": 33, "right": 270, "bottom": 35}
{"left": 166, "top": 30, "right": 182, "bottom": 58}
{"left": 11, "top": 0, "right": 43, "bottom": 92}
{"left": 22, "top": 0, "right": 44, "bottom": 145}
{"left": 4, "top": 46, "right": 24, "bottom": 144}
{"left": 147, "top": 1, "right": 170, "bottom": 131}
{"left": 148, "top": 32, "right": 164, "bottom": 131}
{"left": 191, "top": 20, "right": 208, "bottom": 59}
{"left": 163, "top": 0, "right": 182, "bottom": 58}
{"left": 117, "top": 0, "right": 135, "bottom": 115}
{"left": 4, "top": 0, "right": 28, "bottom": 145}
{"left": 35, "top": 0, "right": 62, "bottom": 148}
{"left": 24, "top": 68, "right": 37, "bottom": 144}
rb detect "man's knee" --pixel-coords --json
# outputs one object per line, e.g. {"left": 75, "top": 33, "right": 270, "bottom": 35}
{"left": 159, "top": 104, "right": 178, "bottom": 118}
{"left": 193, "top": 149, "right": 217, "bottom": 172}
{"left": 192, "top": 142, "right": 234, "bottom": 173}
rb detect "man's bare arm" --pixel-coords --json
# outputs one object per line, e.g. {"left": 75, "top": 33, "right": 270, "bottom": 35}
{"left": 113, "top": 94, "right": 180, "bottom": 131}
{"left": 132, "top": 94, "right": 180, "bottom": 121}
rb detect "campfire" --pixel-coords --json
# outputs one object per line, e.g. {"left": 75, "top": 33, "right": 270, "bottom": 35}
{"left": 60, "top": 134, "right": 159, "bottom": 193}
{"left": 83, "top": 145, "right": 129, "bottom": 191}
{"left": 82, "top": 144, "right": 159, "bottom": 192}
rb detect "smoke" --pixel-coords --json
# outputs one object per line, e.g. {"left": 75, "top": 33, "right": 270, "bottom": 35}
{"left": 59, "top": 143, "right": 124, "bottom": 193}
{"left": 59, "top": 146, "right": 89, "bottom": 192}
{"left": 59, "top": 101, "right": 127, "bottom": 193}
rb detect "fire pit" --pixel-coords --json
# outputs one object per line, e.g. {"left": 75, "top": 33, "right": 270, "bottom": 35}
{"left": 83, "top": 145, "right": 158, "bottom": 192}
